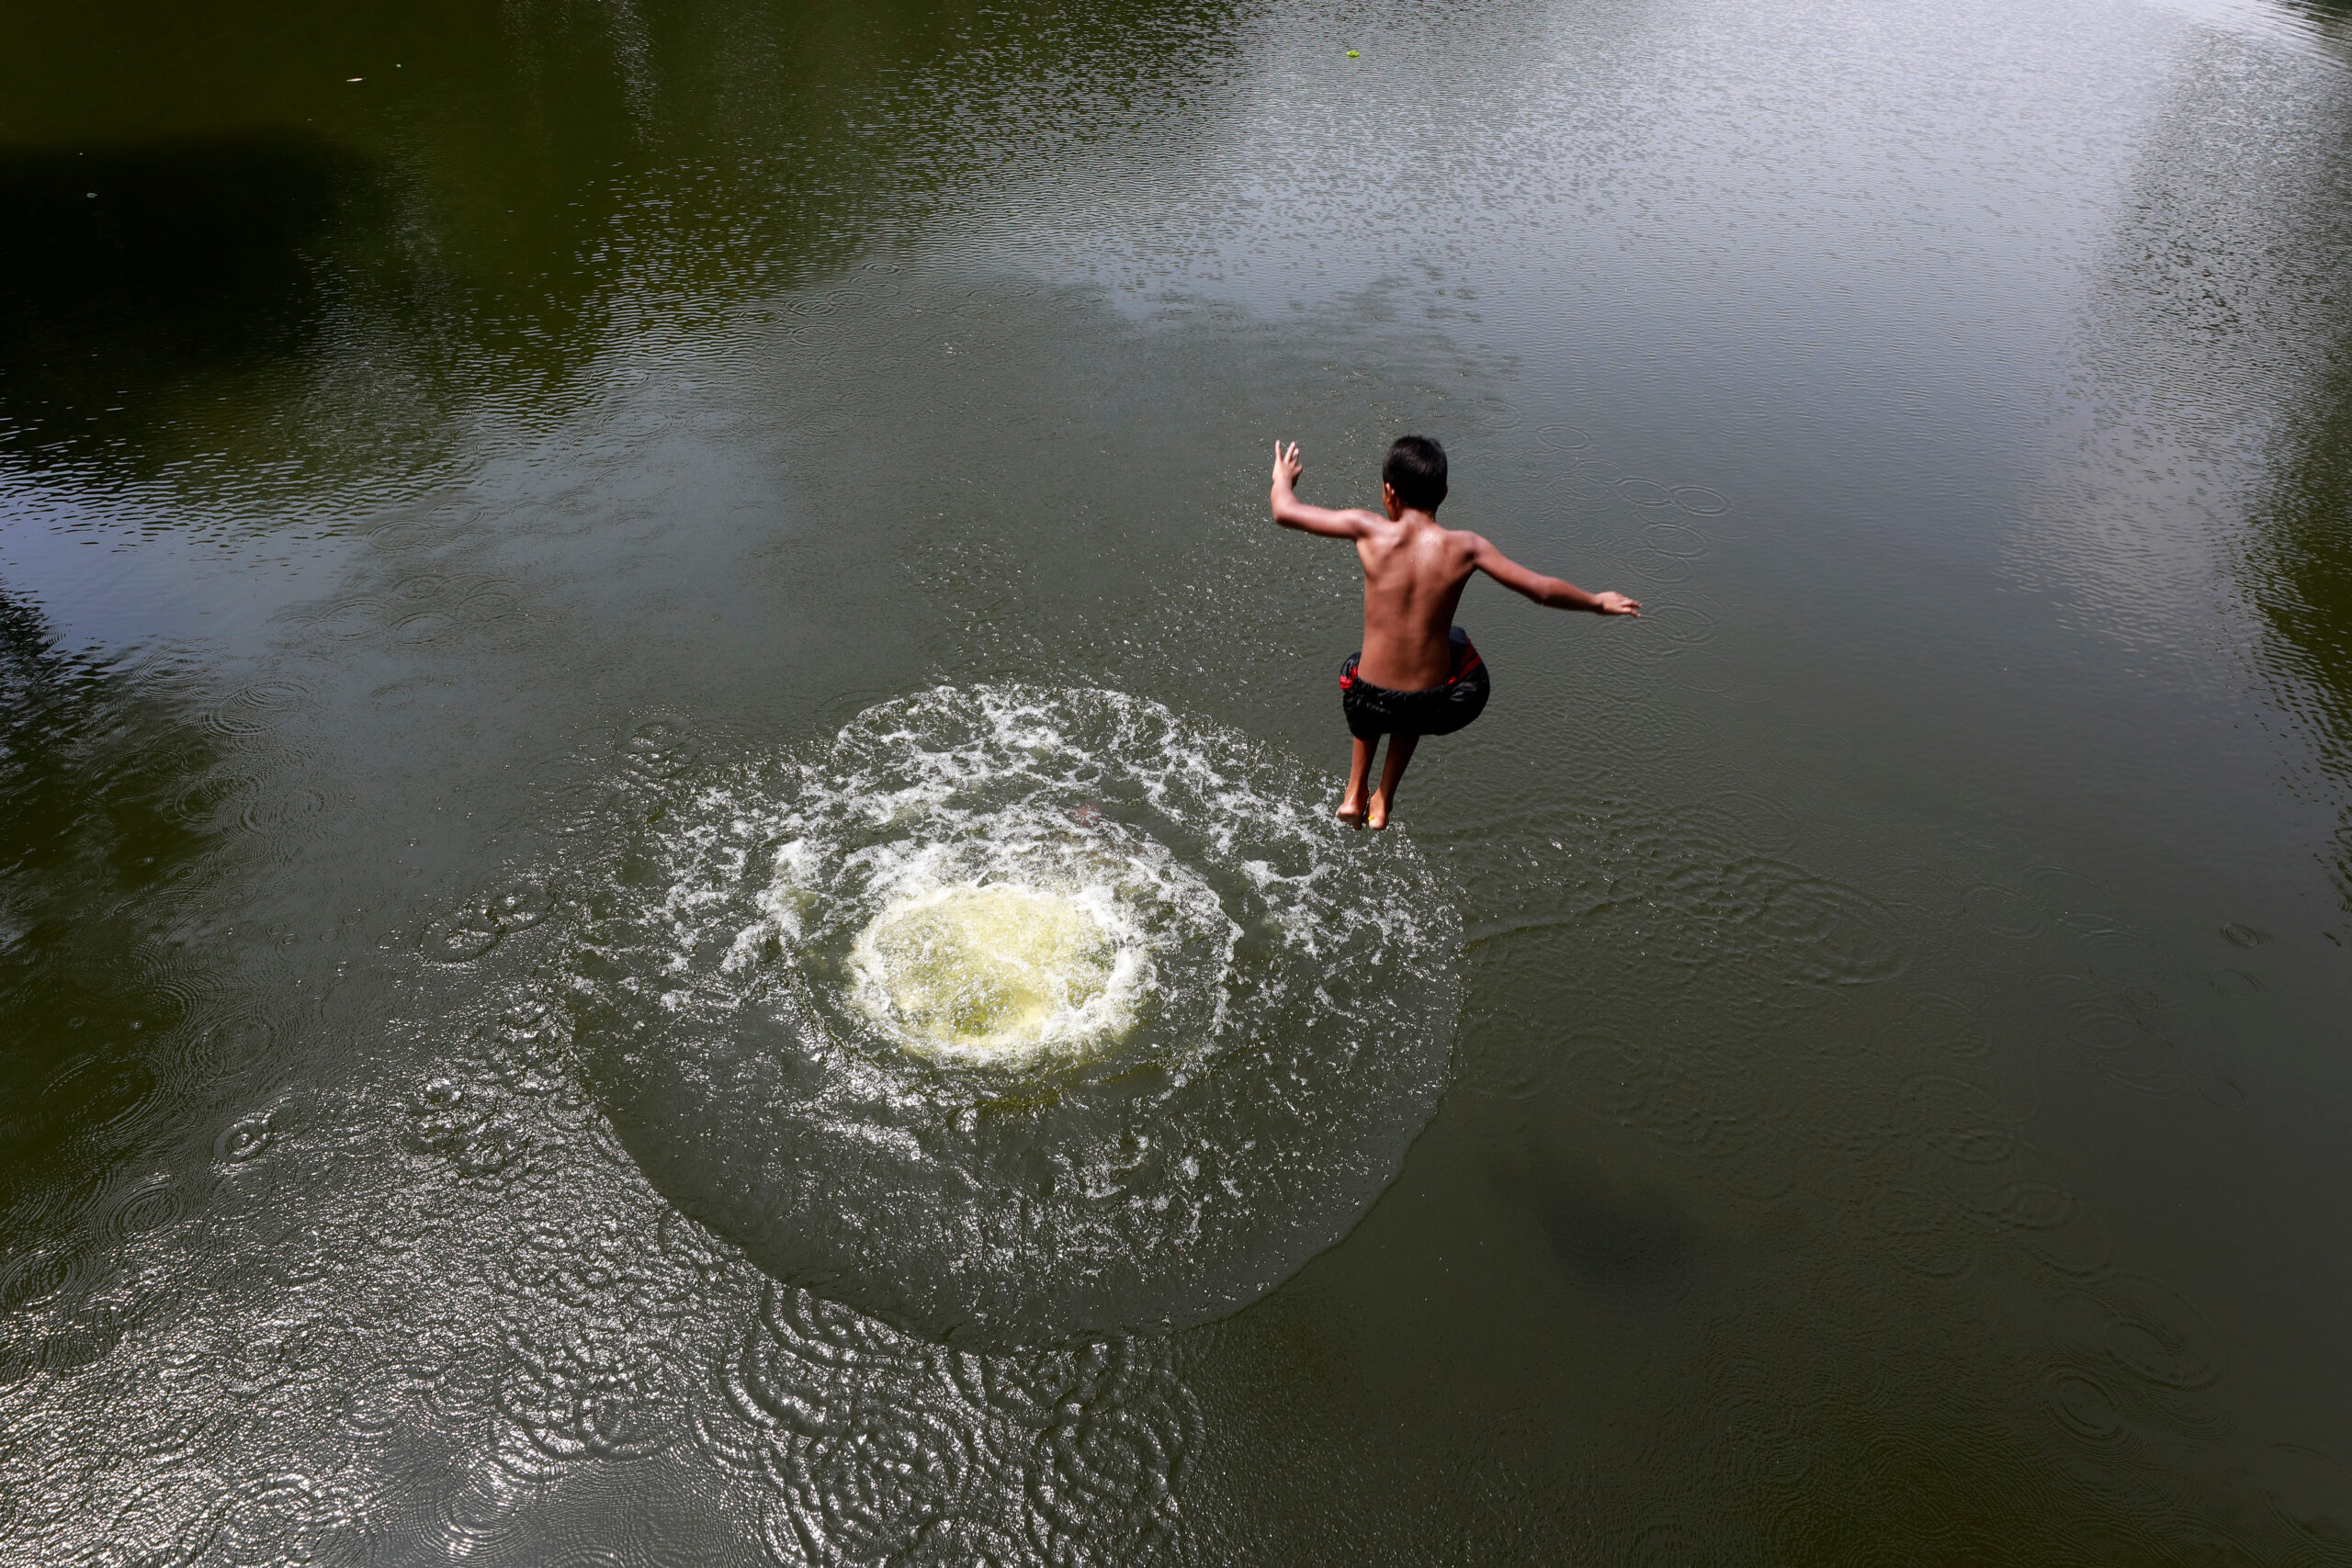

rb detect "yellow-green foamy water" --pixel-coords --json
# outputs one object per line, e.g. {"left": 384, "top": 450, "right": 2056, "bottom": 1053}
{"left": 852, "top": 883, "right": 1135, "bottom": 1061}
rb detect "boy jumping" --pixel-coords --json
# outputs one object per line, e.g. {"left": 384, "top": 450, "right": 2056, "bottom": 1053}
{"left": 1272, "top": 434, "right": 1640, "bottom": 829}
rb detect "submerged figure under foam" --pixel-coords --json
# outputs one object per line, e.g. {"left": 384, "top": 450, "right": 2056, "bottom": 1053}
{"left": 1271, "top": 434, "right": 1642, "bottom": 829}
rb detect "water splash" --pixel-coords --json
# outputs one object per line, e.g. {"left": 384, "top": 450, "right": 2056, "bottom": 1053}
{"left": 571, "top": 685, "right": 1462, "bottom": 1347}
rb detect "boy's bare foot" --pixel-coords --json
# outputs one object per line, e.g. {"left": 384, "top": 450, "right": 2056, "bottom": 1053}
{"left": 1336, "top": 797, "right": 1366, "bottom": 828}
{"left": 1366, "top": 795, "right": 1391, "bottom": 830}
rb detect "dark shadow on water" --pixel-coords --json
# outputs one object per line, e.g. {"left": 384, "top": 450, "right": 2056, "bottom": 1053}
{"left": 0, "top": 130, "right": 373, "bottom": 452}
{"left": 1490, "top": 1145, "right": 1698, "bottom": 1301}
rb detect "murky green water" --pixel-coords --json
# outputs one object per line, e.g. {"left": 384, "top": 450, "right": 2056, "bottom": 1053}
{"left": 6, "top": 0, "right": 2352, "bottom": 1559}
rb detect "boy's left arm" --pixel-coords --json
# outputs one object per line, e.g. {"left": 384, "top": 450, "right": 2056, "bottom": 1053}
{"left": 1270, "top": 442, "right": 1376, "bottom": 538}
{"left": 1469, "top": 535, "right": 1641, "bottom": 615}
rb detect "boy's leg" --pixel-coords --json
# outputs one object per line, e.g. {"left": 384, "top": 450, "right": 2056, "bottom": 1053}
{"left": 1367, "top": 731, "right": 1419, "bottom": 829}
{"left": 1338, "top": 736, "right": 1377, "bottom": 826}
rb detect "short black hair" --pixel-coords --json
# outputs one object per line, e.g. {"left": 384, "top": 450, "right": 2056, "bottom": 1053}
{"left": 1384, "top": 435, "right": 1448, "bottom": 512}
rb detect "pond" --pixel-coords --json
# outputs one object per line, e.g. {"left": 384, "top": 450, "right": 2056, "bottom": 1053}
{"left": 4, "top": 0, "right": 2351, "bottom": 1560}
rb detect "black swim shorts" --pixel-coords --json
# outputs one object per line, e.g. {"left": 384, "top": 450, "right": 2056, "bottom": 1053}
{"left": 1340, "top": 626, "right": 1490, "bottom": 741}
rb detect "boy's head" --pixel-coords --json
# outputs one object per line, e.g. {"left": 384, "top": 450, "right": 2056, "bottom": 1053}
{"left": 1383, "top": 435, "right": 1448, "bottom": 513}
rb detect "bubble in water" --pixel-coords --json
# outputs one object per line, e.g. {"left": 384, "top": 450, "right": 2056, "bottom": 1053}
{"left": 215, "top": 1112, "right": 276, "bottom": 1165}
{"left": 570, "top": 685, "right": 1461, "bottom": 1347}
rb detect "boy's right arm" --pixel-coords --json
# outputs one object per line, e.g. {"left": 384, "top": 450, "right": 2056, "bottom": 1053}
{"left": 1270, "top": 441, "right": 1375, "bottom": 538}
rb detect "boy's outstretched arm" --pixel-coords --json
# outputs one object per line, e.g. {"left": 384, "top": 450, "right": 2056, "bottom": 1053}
{"left": 1469, "top": 535, "right": 1642, "bottom": 616}
{"left": 1270, "top": 441, "right": 1377, "bottom": 538}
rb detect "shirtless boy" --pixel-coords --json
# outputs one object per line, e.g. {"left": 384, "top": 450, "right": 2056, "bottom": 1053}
{"left": 1272, "top": 435, "right": 1640, "bottom": 829}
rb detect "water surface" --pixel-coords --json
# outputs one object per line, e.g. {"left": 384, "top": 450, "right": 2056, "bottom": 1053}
{"left": 5, "top": 0, "right": 2352, "bottom": 1560}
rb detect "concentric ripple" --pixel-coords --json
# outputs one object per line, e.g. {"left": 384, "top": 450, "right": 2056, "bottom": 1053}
{"left": 571, "top": 686, "right": 1461, "bottom": 1346}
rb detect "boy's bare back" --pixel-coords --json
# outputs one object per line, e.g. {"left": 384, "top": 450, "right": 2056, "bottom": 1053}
{"left": 1269, "top": 434, "right": 1639, "bottom": 828}
{"left": 1347, "top": 507, "right": 1489, "bottom": 689}
{"left": 1271, "top": 439, "right": 1639, "bottom": 687}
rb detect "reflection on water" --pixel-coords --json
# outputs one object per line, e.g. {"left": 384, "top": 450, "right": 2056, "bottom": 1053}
{"left": 0, "top": 0, "right": 1242, "bottom": 504}
{"left": 0, "top": 133, "right": 367, "bottom": 459}
{"left": 0, "top": 592, "right": 219, "bottom": 1184}
{"left": 2274, "top": 0, "right": 2352, "bottom": 54}
{"left": 0, "top": 587, "right": 266, "bottom": 1393}
{"left": 4, "top": 0, "right": 2352, "bottom": 1558}
{"left": 2250, "top": 349, "right": 2352, "bottom": 903}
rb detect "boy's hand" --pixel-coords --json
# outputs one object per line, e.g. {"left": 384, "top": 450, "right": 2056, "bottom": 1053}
{"left": 1272, "top": 441, "right": 1304, "bottom": 490}
{"left": 1270, "top": 441, "right": 1372, "bottom": 537}
{"left": 1593, "top": 591, "right": 1641, "bottom": 616}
